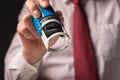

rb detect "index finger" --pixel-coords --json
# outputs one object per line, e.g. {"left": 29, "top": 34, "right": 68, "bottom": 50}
{"left": 25, "top": 0, "right": 49, "bottom": 18}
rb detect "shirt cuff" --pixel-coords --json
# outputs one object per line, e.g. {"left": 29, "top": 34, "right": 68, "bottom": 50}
{"left": 8, "top": 49, "right": 41, "bottom": 79}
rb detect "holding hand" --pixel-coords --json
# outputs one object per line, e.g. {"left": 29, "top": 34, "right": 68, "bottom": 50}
{"left": 17, "top": 0, "right": 63, "bottom": 64}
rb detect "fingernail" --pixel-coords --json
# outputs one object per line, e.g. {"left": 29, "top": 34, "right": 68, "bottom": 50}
{"left": 41, "top": 0, "right": 49, "bottom": 8}
{"left": 32, "top": 10, "right": 40, "bottom": 18}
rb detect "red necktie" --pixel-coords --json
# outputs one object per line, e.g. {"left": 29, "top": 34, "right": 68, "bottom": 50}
{"left": 73, "top": 0, "right": 98, "bottom": 80}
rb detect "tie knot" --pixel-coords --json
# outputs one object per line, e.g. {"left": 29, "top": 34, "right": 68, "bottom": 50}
{"left": 72, "top": 0, "right": 80, "bottom": 4}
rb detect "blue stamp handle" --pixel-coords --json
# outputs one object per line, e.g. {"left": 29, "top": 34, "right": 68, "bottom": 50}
{"left": 39, "top": 5, "right": 57, "bottom": 17}
{"left": 32, "top": 5, "right": 57, "bottom": 36}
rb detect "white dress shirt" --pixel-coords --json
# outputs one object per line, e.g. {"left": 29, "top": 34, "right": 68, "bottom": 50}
{"left": 5, "top": 0, "right": 120, "bottom": 80}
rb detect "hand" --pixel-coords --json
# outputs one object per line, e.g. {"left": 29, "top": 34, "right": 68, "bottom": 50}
{"left": 25, "top": 0, "right": 49, "bottom": 18}
{"left": 17, "top": 0, "right": 63, "bottom": 64}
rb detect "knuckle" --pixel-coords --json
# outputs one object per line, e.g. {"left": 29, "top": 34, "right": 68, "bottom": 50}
{"left": 25, "top": 0, "right": 30, "bottom": 8}
{"left": 23, "top": 15, "right": 31, "bottom": 22}
{"left": 17, "top": 22, "right": 27, "bottom": 34}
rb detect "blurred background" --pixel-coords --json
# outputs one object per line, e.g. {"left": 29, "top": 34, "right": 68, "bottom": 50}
{"left": 0, "top": 0, "right": 25, "bottom": 80}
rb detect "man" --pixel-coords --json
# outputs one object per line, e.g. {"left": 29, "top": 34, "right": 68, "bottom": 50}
{"left": 5, "top": 0, "right": 120, "bottom": 80}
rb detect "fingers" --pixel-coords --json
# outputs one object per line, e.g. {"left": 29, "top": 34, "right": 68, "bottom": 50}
{"left": 25, "top": 0, "right": 64, "bottom": 22}
{"left": 37, "top": 0, "right": 49, "bottom": 8}
{"left": 25, "top": 0, "right": 49, "bottom": 18}
{"left": 25, "top": 0, "right": 41, "bottom": 18}
{"left": 56, "top": 11, "right": 64, "bottom": 22}
{"left": 17, "top": 11, "right": 64, "bottom": 40}
{"left": 17, "top": 14, "right": 39, "bottom": 40}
